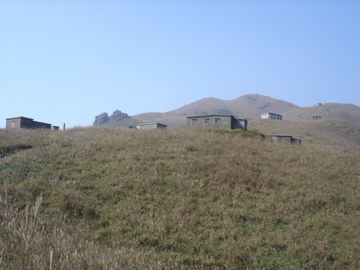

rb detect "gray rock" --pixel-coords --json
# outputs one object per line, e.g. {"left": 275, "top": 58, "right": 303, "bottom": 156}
{"left": 109, "top": 110, "right": 129, "bottom": 124}
{"left": 93, "top": 113, "right": 109, "bottom": 126}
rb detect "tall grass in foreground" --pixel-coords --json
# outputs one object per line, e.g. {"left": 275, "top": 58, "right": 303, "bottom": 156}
{"left": 0, "top": 195, "right": 160, "bottom": 269}
{"left": 0, "top": 128, "right": 359, "bottom": 269}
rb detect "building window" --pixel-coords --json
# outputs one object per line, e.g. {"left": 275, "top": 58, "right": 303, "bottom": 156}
{"left": 214, "top": 118, "right": 220, "bottom": 126}
{"left": 203, "top": 118, "right": 210, "bottom": 127}
{"left": 191, "top": 119, "right": 197, "bottom": 128}
{"left": 11, "top": 121, "right": 15, "bottom": 128}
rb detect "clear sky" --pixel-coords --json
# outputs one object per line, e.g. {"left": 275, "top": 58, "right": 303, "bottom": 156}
{"left": 1, "top": 0, "right": 359, "bottom": 128}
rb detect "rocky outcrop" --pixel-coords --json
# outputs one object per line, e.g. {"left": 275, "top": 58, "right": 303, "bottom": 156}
{"left": 93, "top": 113, "right": 109, "bottom": 126}
{"left": 93, "top": 110, "right": 141, "bottom": 127}
{"left": 109, "top": 110, "right": 129, "bottom": 124}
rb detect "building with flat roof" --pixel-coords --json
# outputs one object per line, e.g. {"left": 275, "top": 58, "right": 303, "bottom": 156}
{"left": 266, "top": 135, "right": 301, "bottom": 144}
{"left": 186, "top": 115, "right": 247, "bottom": 130}
{"left": 261, "top": 112, "right": 283, "bottom": 120}
{"left": 136, "top": 122, "right": 167, "bottom": 130}
{"left": 6, "top": 116, "right": 53, "bottom": 130}
{"left": 312, "top": 115, "right": 322, "bottom": 120}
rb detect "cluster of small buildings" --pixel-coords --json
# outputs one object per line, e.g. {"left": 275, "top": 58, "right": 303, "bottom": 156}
{"left": 3, "top": 112, "right": 279, "bottom": 134}
{"left": 5, "top": 112, "right": 305, "bottom": 144}
{"left": 138, "top": 113, "right": 280, "bottom": 131}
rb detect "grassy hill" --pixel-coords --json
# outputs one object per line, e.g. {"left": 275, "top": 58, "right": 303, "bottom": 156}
{"left": 250, "top": 119, "right": 360, "bottom": 147}
{"left": 169, "top": 94, "right": 298, "bottom": 119}
{"left": 0, "top": 128, "right": 359, "bottom": 269}
{"left": 285, "top": 103, "right": 360, "bottom": 122}
{"left": 95, "top": 94, "right": 360, "bottom": 131}
{"left": 130, "top": 94, "right": 360, "bottom": 129}
{"left": 133, "top": 94, "right": 300, "bottom": 126}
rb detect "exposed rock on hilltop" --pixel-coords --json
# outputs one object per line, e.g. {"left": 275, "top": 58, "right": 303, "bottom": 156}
{"left": 93, "top": 110, "right": 141, "bottom": 127}
{"left": 109, "top": 110, "right": 129, "bottom": 123}
{"left": 93, "top": 94, "right": 360, "bottom": 131}
{"left": 93, "top": 112, "right": 110, "bottom": 126}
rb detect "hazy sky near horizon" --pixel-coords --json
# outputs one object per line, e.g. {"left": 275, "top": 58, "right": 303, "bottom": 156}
{"left": 1, "top": 0, "right": 359, "bottom": 127}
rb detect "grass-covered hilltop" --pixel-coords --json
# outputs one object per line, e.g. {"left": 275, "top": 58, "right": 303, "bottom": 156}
{"left": 0, "top": 127, "right": 359, "bottom": 269}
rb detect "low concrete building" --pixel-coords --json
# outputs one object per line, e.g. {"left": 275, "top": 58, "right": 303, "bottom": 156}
{"left": 267, "top": 135, "right": 301, "bottom": 144}
{"left": 136, "top": 122, "right": 167, "bottom": 130}
{"left": 186, "top": 115, "right": 247, "bottom": 130}
{"left": 261, "top": 112, "right": 283, "bottom": 120}
{"left": 6, "top": 116, "right": 53, "bottom": 130}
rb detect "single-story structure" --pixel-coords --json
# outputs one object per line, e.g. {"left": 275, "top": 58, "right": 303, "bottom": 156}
{"left": 312, "top": 115, "right": 322, "bottom": 120}
{"left": 136, "top": 122, "right": 167, "bottom": 130}
{"left": 6, "top": 116, "right": 54, "bottom": 130}
{"left": 261, "top": 112, "right": 283, "bottom": 120}
{"left": 267, "top": 135, "right": 301, "bottom": 144}
{"left": 186, "top": 115, "right": 247, "bottom": 130}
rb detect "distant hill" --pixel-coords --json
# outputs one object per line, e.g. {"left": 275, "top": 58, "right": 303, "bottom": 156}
{"left": 131, "top": 94, "right": 360, "bottom": 128}
{"left": 130, "top": 93, "right": 302, "bottom": 128}
{"left": 93, "top": 94, "right": 360, "bottom": 145}
{"left": 170, "top": 94, "right": 299, "bottom": 118}
{"left": 285, "top": 103, "right": 360, "bottom": 122}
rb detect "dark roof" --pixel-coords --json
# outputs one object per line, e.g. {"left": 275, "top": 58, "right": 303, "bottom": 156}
{"left": 6, "top": 117, "right": 51, "bottom": 126}
{"left": 137, "top": 122, "right": 167, "bottom": 126}
{"left": 266, "top": 135, "right": 301, "bottom": 140}
{"left": 264, "top": 112, "right": 282, "bottom": 115}
{"left": 187, "top": 114, "right": 235, "bottom": 119}
{"left": 6, "top": 116, "right": 34, "bottom": 120}
{"left": 186, "top": 114, "right": 247, "bottom": 121}
{"left": 33, "top": 120, "right": 52, "bottom": 126}
{"left": 266, "top": 135, "right": 293, "bottom": 138}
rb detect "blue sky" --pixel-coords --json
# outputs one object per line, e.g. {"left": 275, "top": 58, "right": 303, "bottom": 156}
{"left": 1, "top": 0, "right": 359, "bottom": 127}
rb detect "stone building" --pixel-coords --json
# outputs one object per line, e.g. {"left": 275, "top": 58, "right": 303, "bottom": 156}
{"left": 6, "top": 116, "right": 53, "bottom": 130}
{"left": 267, "top": 135, "right": 301, "bottom": 144}
{"left": 136, "top": 122, "right": 167, "bottom": 130}
{"left": 261, "top": 112, "right": 283, "bottom": 120}
{"left": 186, "top": 115, "right": 247, "bottom": 130}
{"left": 312, "top": 115, "right": 322, "bottom": 120}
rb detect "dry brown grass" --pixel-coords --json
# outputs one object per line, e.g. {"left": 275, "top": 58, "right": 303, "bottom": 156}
{"left": 250, "top": 119, "right": 360, "bottom": 147}
{"left": 0, "top": 127, "right": 359, "bottom": 269}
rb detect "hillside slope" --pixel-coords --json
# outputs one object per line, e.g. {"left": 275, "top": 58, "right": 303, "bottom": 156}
{"left": 285, "top": 103, "right": 360, "bottom": 122}
{"left": 1, "top": 128, "right": 359, "bottom": 269}
{"left": 250, "top": 119, "right": 360, "bottom": 147}
{"left": 94, "top": 95, "right": 360, "bottom": 135}
{"left": 136, "top": 94, "right": 299, "bottom": 122}
{"left": 131, "top": 94, "right": 360, "bottom": 129}
{"left": 170, "top": 94, "right": 298, "bottom": 119}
